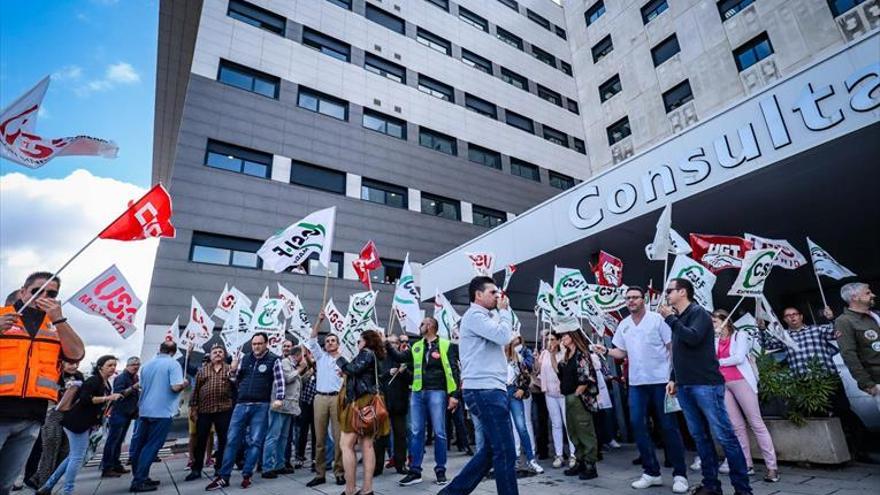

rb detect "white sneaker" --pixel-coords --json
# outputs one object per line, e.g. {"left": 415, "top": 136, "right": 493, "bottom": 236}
{"left": 746, "top": 466, "right": 755, "bottom": 475}
{"left": 719, "top": 459, "right": 730, "bottom": 474}
{"left": 608, "top": 439, "right": 621, "bottom": 448}
{"left": 672, "top": 475, "right": 688, "bottom": 493}
{"left": 528, "top": 459, "right": 544, "bottom": 474}
{"left": 631, "top": 474, "right": 663, "bottom": 489}
{"left": 689, "top": 456, "right": 701, "bottom": 472}
{"left": 568, "top": 456, "right": 577, "bottom": 468}
{"left": 552, "top": 456, "right": 563, "bottom": 468}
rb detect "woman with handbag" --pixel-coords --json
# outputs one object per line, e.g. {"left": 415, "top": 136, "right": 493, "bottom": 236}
{"left": 336, "top": 329, "right": 390, "bottom": 495}
{"left": 37, "top": 355, "right": 123, "bottom": 495}
{"left": 505, "top": 337, "right": 544, "bottom": 474}
{"left": 537, "top": 332, "right": 576, "bottom": 469}
{"left": 551, "top": 329, "right": 600, "bottom": 480}
{"left": 712, "top": 309, "right": 779, "bottom": 482}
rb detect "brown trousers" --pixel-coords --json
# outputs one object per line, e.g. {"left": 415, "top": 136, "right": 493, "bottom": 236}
{"left": 313, "top": 393, "right": 343, "bottom": 477}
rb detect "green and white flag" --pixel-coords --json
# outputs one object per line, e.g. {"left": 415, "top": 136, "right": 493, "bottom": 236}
{"left": 536, "top": 281, "right": 554, "bottom": 313}
{"left": 553, "top": 266, "right": 589, "bottom": 302}
{"left": 345, "top": 290, "right": 378, "bottom": 332}
{"left": 393, "top": 254, "right": 422, "bottom": 335}
{"left": 807, "top": 237, "right": 856, "bottom": 280}
{"left": 666, "top": 255, "right": 717, "bottom": 311}
{"left": 257, "top": 206, "right": 336, "bottom": 273}
{"left": 278, "top": 283, "right": 310, "bottom": 342}
{"left": 433, "top": 291, "right": 461, "bottom": 341}
{"left": 757, "top": 296, "right": 800, "bottom": 352}
{"left": 221, "top": 296, "right": 253, "bottom": 351}
{"left": 249, "top": 288, "right": 285, "bottom": 334}
{"left": 733, "top": 313, "right": 763, "bottom": 354}
{"left": 729, "top": 248, "right": 779, "bottom": 297}
{"left": 583, "top": 284, "right": 629, "bottom": 312}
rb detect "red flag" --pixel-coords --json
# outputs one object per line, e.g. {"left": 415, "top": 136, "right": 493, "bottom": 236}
{"left": 591, "top": 250, "right": 624, "bottom": 287}
{"left": 352, "top": 241, "right": 382, "bottom": 288}
{"left": 99, "top": 184, "right": 176, "bottom": 241}
{"left": 689, "top": 234, "right": 753, "bottom": 273}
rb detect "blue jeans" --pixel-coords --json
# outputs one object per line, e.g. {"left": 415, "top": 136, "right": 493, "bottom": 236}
{"left": 677, "top": 385, "right": 751, "bottom": 494}
{"left": 507, "top": 386, "right": 534, "bottom": 461}
{"left": 409, "top": 389, "right": 448, "bottom": 474}
{"left": 0, "top": 418, "right": 41, "bottom": 493}
{"left": 129, "top": 417, "right": 173, "bottom": 487}
{"left": 629, "top": 384, "right": 687, "bottom": 477}
{"left": 40, "top": 428, "right": 88, "bottom": 495}
{"left": 219, "top": 403, "right": 269, "bottom": 479}
{"left": 440, "top": 389, "right": 517, "bottom": 495}
{"left": 262, "top": 411, "right": 293, "bottom": 471}
{"left": 101, "top": 413, "right": 132, "bottom": 470}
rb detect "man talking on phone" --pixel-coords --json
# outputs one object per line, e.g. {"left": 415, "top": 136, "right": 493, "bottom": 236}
{"left": 0, "top": 272, "right": 85, "bottom": 495}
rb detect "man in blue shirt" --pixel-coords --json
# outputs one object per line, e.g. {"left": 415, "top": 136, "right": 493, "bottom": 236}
{"left": 101, "top": 356, "right": 141, "bottom": 478}
{"left": 129, "top": 341, "right": 188, "bottom": 493}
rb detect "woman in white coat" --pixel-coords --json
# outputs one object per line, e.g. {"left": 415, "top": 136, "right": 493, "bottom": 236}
{"left": 712, "top": 309, "right": 779, "bottom": 483}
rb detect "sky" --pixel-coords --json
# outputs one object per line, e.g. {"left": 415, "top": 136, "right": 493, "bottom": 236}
{"left": 1, "top": 0, "right": 160, "bottom": 366}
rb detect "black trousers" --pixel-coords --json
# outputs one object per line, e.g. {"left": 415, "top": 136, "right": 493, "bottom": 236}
{"left": 295, "top": 402, "right": 316, "bottom": 461}
{"left": 532, "top": 392, "right": 550, "bottom": 459}
{"left": 382, "top": 412, "right": 408, "bottom": 470}
{"left": 192, "top": 410, "right": 232, "bottom": 473}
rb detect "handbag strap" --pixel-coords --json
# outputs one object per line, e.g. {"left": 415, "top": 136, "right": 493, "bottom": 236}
{"left": 373, "top": 353, "right": 379, "bottom": 389}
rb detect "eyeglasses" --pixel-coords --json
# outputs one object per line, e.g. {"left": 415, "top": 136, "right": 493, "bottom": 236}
{"left": 665, "top": 287, "right": 679, "bottom": 294}
{"left": 624, "top": 295, "right": 643, "bottom": 300}
{"left": 30, "top": 288, "right": 59, "bottom": 299}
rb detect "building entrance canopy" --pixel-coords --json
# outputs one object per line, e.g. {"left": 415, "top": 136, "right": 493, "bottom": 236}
{"left": 421, "top": 33, "right": 879, "bottom": 314}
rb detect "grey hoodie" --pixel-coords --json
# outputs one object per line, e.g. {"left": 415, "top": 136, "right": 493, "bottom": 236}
{"left": 459, "top": 304, "right": 513, "bottom": 391}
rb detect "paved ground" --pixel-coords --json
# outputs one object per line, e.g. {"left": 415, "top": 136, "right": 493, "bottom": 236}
{"left": 57, "top": 443, "right": 879, "bottom": 495}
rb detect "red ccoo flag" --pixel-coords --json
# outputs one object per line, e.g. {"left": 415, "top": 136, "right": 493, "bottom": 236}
{"left": 353, "top": 240, "right": 382, "bottom": 289}
{"left": 99, "top": 184, "right": 176, "bottom": 241}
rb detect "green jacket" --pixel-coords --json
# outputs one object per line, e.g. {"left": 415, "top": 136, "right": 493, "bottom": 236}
{"left": 835, "top": 308, "right": 880, "bottom": 390}
{"left": 388, "top": 337, "right": 457, "bottom": 393}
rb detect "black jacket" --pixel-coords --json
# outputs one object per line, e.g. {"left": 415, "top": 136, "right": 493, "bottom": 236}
{"left": 666, "top": 302, "right": 724, "bottom": 386}
{"left": 110, "top": 369, "right": 139, "bottom": 419}
{"left": 379, "top": 354, "right": 412, "bottom": 414}
{"left": 337, "top": 349, "right": 380, "bottom": 405}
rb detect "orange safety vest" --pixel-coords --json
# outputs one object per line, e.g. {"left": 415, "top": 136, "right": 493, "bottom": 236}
{"left": 0, "top": 305, "right": 62, "bottom": 401}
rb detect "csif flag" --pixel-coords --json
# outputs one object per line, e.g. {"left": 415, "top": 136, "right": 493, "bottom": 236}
{"left": 807, "top": 238, "right": 856, "bottom": 280}
{"left": 249, "top": 288, "right": 285, "bottom": 334}
{"left": 352, "top": 241, "right": 382, "bottom": 288}
{"left": 728, "top": 248, "right": 779, "bottom": 297}
{"left": 99, "top": 184, "right": 176, "bottom": 241}
{"left": 69, "top": 264, "right": 142, "bottom": 339}
{"left": 257, "top": 207, "right": 336, "bottom": 273}
{"left": 345, "top": 290, "right": 378, "bottom": 332}
{"left": 393, "top": 254, "right": 422, "bottom": 335}
{"left": 745, "top": 234, "right": 806, "bottom": 270}
{"left": 433, "top": 291, "right": 461, "bottom": 341}
{"left": 666, "top": 255, "right": 717, "bottom": 310}
{"left": 583, "top": 284, "right": 629, "bottom": 312}
{"left": 553, "top": 266, "right": 589, "bottom": 302}
{"left": 591, "top": 251, "right": 624, "bottom": 287}
{"left": 689, "top": 234, "right": 753, "bottom": 273}
{"left": 757, "top": 296, "right": 800, "bottom": 351}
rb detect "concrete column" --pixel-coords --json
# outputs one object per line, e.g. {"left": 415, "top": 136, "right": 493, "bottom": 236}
{"left": 271, "top": 155, "right": 292, "bottom": 183}
{"left": 346, "top": 173, "right": 362, "bottom": 199}
{"left": 408, "top": 188, "right": 421, "bottom": 212}
{"left": 461, "top": 201, "right": 474, "bottom": 223}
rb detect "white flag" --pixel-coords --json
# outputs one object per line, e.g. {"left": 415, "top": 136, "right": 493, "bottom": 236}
{"left": 164, "top": 316, "right": 180, "bottom": 344}
{"left": 433, "top": 291, "right": 461, "bottom": 340}
{"left": 553, "top": 266, "right": 589, "bottom": 302}
{"left": 758, "top": 296, "right": 800, "bottom": 351}
{"left": 647, "top": 204, "right": 672, "bottom": 261}
{"left": 807, "top": 238, "right": 856, "bottom": 280}
{"left": 0, "top": 76, "right": 118, "bottom": 169}
{"left": 257, "top": 206, "right": 336, "bottom": 273}
{"left": 184, "top": 296, "right": 214, "bottom": 347}
{"left": 583, "top": 284, "right": 629, "bottom": 312}
{"left": 729, "top": 249, "right": 779, "bottom": 297}
{"left": 393, "top": 254, "right": 422, "bottom": 335}
{"left": 250, "top": 290, "right": 285, "bottom": 334}
{"left": 345, "top": 291, "right": 378, "bottom": 332}
{"left": 646, "top": 228, "right": 691, "bottom": 259}
{"left": 287, "top": 295, "right": 311, "bottom": 343}
{"left": 536, "top": 281, "right": 554, "bottom": 314}
{"left": 220, "top": 297, "right": 253, "bottom": 351}
{"left": 732, "top": 313, "right": 763, "bottom": 353}
{"left": 466, "top": 252, "right": 495, "bottom": 276}
{"left": 325, "top": 299, "right": 356, "bottom": 359}
{"left": 578, "top": 296, "right": 607, "bottom": 333}
{"left": 266, "top": 329, "right": 286, "bottom": 356}
{"left": 666, "top": 255, "right": 717, "bottom": 311}
{"left": 68, "top": 265, "right": 142, "bottom": 339}
{"left": 276, "top": 283, "right": 299, "bottom": 319}
{"left": 745, "top": 234, "right": 806, "bottom": 270}
{"left": 214, "top": 284, "right": 251, "bottom": 321}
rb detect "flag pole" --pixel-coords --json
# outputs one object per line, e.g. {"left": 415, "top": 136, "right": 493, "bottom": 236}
{"left": 19, "top": 234, "right": 101, "bottom": 312}
{"left": 813, "top": 267, "right": 828, "bottom": 308}
{"left": 534, "top": 309, "right": 541, "bottom": 351}
{"left": 386, "top": 306, "right": 397, "bottom": 337}
{"left": 320, "top": 269, "right": 331, "bottom": 309}
{"left": 720, "top": 296, "right": 746, "bottom": 329}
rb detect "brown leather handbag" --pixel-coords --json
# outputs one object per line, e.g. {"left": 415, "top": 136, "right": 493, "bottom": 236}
{"left": 349, "top": 358, "right": 388, "bottom": 437}
{"left": 55, "top": 381, "right": 82, "bottom": 413}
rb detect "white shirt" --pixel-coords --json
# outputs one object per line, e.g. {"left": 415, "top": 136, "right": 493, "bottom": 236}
{"left": 308, "top": 337, "right": 343, "bottom": 393}
{"left": 611, "top": 311, "right": 672, "bottom": 386}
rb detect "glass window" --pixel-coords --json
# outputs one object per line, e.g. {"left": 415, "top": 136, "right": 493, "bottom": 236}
{"left": 205, "top": 140, "right": 272, "bottom": 178}
{"left": 364, "top": 53, "right": 406, "bottom": 83}
{"left": 543, "top": 126, "right": 568, "bottom": 147}
{"left": 572, "top": 137, "right": 586, "bottom": 155}
{"left": 585, "top": 0, "right": 606, "bottom": 26}
{"left": 418, "top": 74, "right": 455, "bottom": 102}
{"left": 510, "top": 158, "right": 540, "bottom": 182}
{"left": 421, "top": 193, "right": 461, "bottom": 220}
{"left": 302, "top": 27, "right": 350, "bottom": 62}
{"left": 555, "top": 26, "right": 567, "bottom": 40}
{"left": 227, "top": 0, "right": 286, "bottom": 35}
{"left": 362, "top": 109, "right": 407, "bottom": 139}
{"left": 297, "top": 86, "right": 348, "bottom": 120}
{"left": 501, "top": 67, "right": 528, "bottom": 90}
{"left": 599, "top": 74, "right": 622, "bottom": 103}
{"left": 505, "top": 111, "right": 534, "bottom": 134}
{"left": 651, "top": 34, "right": 680, "bottom": 66}
{"left": 217, "top": 60, "right": 279, "bottom": 98}
{"left": 532, "top": 46, "right": 557, "bottom": 67}
{"left": 537, "top": 85, "right": 562, "bottom": 106}
{"left": 419, "top": 127, "right": 457, "bottom": 155}
{"left": 465, "top": 94, "right": 497, "bottom": 119}
{"left": 417, "top": 28, "right": 452, "bottom": 55}
{"left": 365, "top": 4, "right": 405, "bottom": 34}
{"left": 372, "top": 258, "right": 403, "bottom": 285}
{"left": 326, "top": 0, "right": 351, "bottom": 9}
{"left": 827, "top": 0, "right": 868, "bottom": 17}
{"left": 549, "top": 171, "right": 575, "bottom": 190}
{"left": 560, "top": 60, "right": 573, "bottom": 76}
{"left": 527, "top": 9, "right": 551, "bottom": 30}
{"left": 307, "top": 252, "right": 343, "bottom": 278}
{"left": 190, "top": 232, "right": 263, "bottom": 269}
{"left": 459, "top": 7, "right": 489, "bottom": 32}
{"left": 733, "top": 32, "right": 774, "bottom": 71}
{"left": 607, "top": 117, "right": 632, "bottom": 145}
{"left": 361, "top": 178, "right": 408, "bottom": 209}
{"left": 425, "top": 0, "right": 449, "bottom": 11}
{"left": 496, "top": 27, "right": 523, "bottom": 50}
{"left": 461, "top": 49, "right": 492, "bottom": 74}
{"left": 567, "top": 99, "right": 580, "bottom": 114}
{"left": 591, "top": 35, "right": 613, "bottom": 63}
{"left": 472, "top": 205, "right": 506, "bottom": 228}
{"left": 291, "top": 160, "right": 346, "bottom": 194}
{"left": 662, "top": 79, "right": 694, "bottom": 113}
{"left": 467, "top": 144, "right": 502, "bottom": 169}
{"left": 641, "top": 0, "right": 669, "bottom": 24}
{"left": 717, "top": 0, "right": 755, "bottom": 20}
{"left": 497, "top": 0, "right": 519, "bottom": 11}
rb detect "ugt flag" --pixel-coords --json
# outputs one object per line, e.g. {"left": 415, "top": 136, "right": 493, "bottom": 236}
{"left": 69, "top": 265, "right": 142, "bottom": 339}
{"left": 99, "top": 184, "right": 176, "bottom": 240}
{"left": 728, "top": 249, "right": 779, "bottom": 297}
{"left": 1, "top": 76, "right": 118, "bottom": 168}
{"left": 591, "top": 251, "right": 624, "bottom": 287}
{"left": 807, "top": 238, "right": 856, "bottom": 279}
{"left": 393, "top": 254, "right": 422, "bottom": 335}
{"left": 258, "top": 207, "right": 336, "bottom": 273}
{"left": 745, "top": 233, "right": 806, "bottom": 270}
{"left": 689, "top": 234, "right": 754, "bottom": 273}
{"left": 666, "top": 255, "right": 717, "bottom": 310}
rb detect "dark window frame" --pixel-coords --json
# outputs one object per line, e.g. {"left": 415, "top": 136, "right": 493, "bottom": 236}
{"left": 373, "top": 258, "right": 404, "bottom": 285}
{"left": 459, "top": 6, "right": 489, "bottom": 33}
{"left": 497, "top": 0, "right": 519, "bottom": 11}
{"left": 306, "top": 251, "right": 344, "bottom": 278}
{"left": 599, "top": 74, "right": 622, "bottom": 103}
{"left": 217, "top": 60, "right": 280, "bottom": 99}
{"left": 362, "top": 109, "right": 407, "bottom": 140}
{"left": 567, "top": 99, "right": 580, "bottom": 114}
{"left": 364, "top": 53, "right": 406, "bottom": 83}
{"left": 297, "top": 86, "right": 349, "bottom": 120}
{"left": 190, "top": 231, "right": 264, "bottom": 269}
{"left": 496, "top": 27, "right": 524, "bottom": 50}
{"left": 560, "top": 60, "right": 573, "bottom": 76}
{"left": 361, "top": 178, "right": 408, "bottom": 209}
{"left": 607, "top": 117, "right": 632, "bottom": 145}
{"left": 543, "top": 126, "right": 568, "bottom": 147}
{"left": 425, "top": 0, "right": 449, "bottom": 11}
{"left": 585, "top": 0, "right": 606, "bottom": 26}
{"left": 591, "top": 35, "right": 613, "bottom": 63}
{"left": 555, "top": 26, "right": 568, "bottom": 39}
{"left": 549, "top": 171, "right": 575, "bottom": 190}
{"left": 733, "top": 32, "right": 774, "bottom": 71}
{"left": 418, "top": 74, "right": 455, "bottom": 102}
{"left": 326, "top": 0, "right": 352, "bottom": 9}
{"left": 420, "top": 192, "right": 461, "bottom": 221}
{"left": 527, "top": 9, "right": 551, "bottom": 30}
{"left": 827, "top": 0, "right": 868, "bottom": 17}
{"left": 532, "top": 45, "right": 557, "bottom": 67}
{"left": 662, "top": 79, "right": 694, "bottom": 113}
{"left": 290, "top": 160, "right": 347, "bottom": 195}
{"left": 505, "top": 111, "right": 534, "bottom": 134}
{"left": 227, "top": 0, "right": 286, "bottom": 35}
{"left": 572, "top": 137, "right": 586, "bottom": 155}
{"left": 204, "top": 139, "right": 272, "bottom": 179}
{"left": 500, "top": 67, "right": 528, "bottom": 90}
{"left": 417, "top": 27, "right": 452, "bottom": 56}
{"left": 419, "top": 127, "right": 458, "bottom": 156}
{"left": 472, "top": 205, "right": 506, "bottom": 228}
{"left": 365, "top": 4, "right": 405, "bottom": 34}
{"left": 461, "top": 49, "right": 493, "bottom": 74}
{"left": 537, "top": 85, "right": 562, "bottom": 106}
{"left": 651, "top": 34, "right": 680, "bottom": 67}
{"left": 465, "top": 94, "right": 498, "bottom": 119}
{"left": 510, "top": 157, "right": 541, "bottom": 182}
{"left": 641, "top": 0, "right": 669, "bottom": 24}
{"left": 467, "top": 144, "right": 502, "bottom": 170}
{"left": 302, "top": 27, "right": 351, "bottom": 62}
{"left": 718, "top": 0, "right": 756, "bottom": 20}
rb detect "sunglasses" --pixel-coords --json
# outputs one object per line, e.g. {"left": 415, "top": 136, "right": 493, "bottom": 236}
{"left": 665, "top": 287, "right": 680, "bottom": 294}
{"left": 30, "top": 288, "right": 59, "bottom": 299}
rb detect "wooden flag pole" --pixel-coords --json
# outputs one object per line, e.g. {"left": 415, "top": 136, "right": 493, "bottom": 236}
{"left": 320, "top": 269, "right": 331, "bottom": 309}
{"left": 813, "top": 268, "right": 829, "bottom": 308}
{"left": 386, "top": 306, "right": 397, "bottom": 337}
{"left": 720, "top": 296, "right": 746, "bottom": 329}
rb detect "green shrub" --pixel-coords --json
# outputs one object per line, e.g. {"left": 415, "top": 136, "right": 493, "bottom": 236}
{"left": 756, "top": 352, "right": 837, "bottom": 427}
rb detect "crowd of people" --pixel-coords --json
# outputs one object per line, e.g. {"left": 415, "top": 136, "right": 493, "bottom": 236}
{"left": 0, "top": 272, "right": 878, "bottom": 495}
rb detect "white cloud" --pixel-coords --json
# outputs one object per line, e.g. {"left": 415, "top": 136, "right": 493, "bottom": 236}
{"left": 53, "top": 65, "right": 83, "bottom": 82}
{"left": 0, "top": 170, "right": 158, "bottom": 367}
{"left": 75, "top": 62, "right": 140, "bottom": 97}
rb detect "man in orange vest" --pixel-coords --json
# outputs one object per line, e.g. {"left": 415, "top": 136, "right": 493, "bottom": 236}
{"left": 0, "top": 272, "right": 84, "bottom": 495}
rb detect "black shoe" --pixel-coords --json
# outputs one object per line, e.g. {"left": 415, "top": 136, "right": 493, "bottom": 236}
{"left": 279, "top": 466, "right": 295, "bottom": 475}
{"left": 465, "top": 448, "right": 474, "bottom": 456}
{"left": 261, "top": 470, "right": 278, "bottom": 479}
{"left": 145, "top": 479, "right": 160, "bottom": 487}
{"left": 335, "top": 475, "right": 346, "bottom": 485}
{"left": 306, "top": 477, "right": 325, "bottom": 487}
{"left": 102, "top": 469, "right": 123, "bottom": 478}
{"left": 113, "top": 465, "right": 131, "bottom": 474}
{"left": 563, "top": 461, "right": 583, "bottom": 476}
{"left": 205, "top": 477, "right": 229, "bottom": 491}
{"left": 184, "top": 471, "right": 201, "bottom": 481}
{"left": 435, "top": 471, "right": 447, "bottom": 485}
{"left": 129, "top": 484, "right": 157, "bottom": 493}
{"left": 395, "top": 467, "right": 408, "bottom": 475}
{"left": 689, "top": 484, "right": 723, "bottom": 495}
{"left": 579, "top": 463, "right": 598, "bottom": 480}
{"left": 398, "top": 472, "right": 423, "bottom": 486}
{"left": 597, "top": 451, "right": 604, "bottom": 461}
